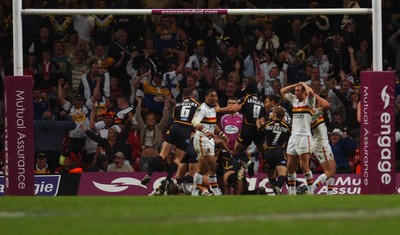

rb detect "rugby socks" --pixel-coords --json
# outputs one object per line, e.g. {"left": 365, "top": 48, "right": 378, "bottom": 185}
{"left": 177, "top": 175, "right": 193, "bottom": 184}
{"left": 191, "top": 173, "right": 203, "bottom": 196}
{"left": 277, "top": 175, "right": 286, "bottom": 189}
{"left": 287, "top": 173, "right": 296, "bottom": 195}
{"left": 147, "top": 155, "right": 163, "bottom": 176}
{"left": 268, "top": 177, "right": 277, "bottom": 187}
{"left": 208, "top": 175, "right": 222, "bottom": 196}
{"left": 166, "top": 163, "right": 178, "bottom": 182}
{"left": 312, "top": 173, "right": 328, "bottom": 193}
{"left": 304, "top": 171, "right": 314, "bottom": 194}
{"left": 326, "top": 177, "right": 335, "bottom": 195}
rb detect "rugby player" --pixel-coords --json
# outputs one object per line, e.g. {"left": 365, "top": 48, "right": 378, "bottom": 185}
{"left": 280, "top": 82, "right": 315, "bottom": 195}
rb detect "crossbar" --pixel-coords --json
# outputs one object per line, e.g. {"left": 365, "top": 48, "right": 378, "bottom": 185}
{"left": 21, "top": 8, "right": 372, "bottom": 15}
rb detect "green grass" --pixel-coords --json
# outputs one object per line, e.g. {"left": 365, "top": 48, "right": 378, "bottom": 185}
{"left": 1, "top": 196, "right": 400, "bottom": 235}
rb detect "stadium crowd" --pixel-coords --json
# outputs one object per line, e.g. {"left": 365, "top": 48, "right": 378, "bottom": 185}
{"left": 0, "top": 0, "right": 400, "bottom": 195}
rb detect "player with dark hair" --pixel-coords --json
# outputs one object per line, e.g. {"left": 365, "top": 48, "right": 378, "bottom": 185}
{"left": 258, "top": 107, "right": 291, "bottom": 195}
{"left": 191, "top": 88, "right": 231, "bottom": 196}
{"left": 141, "top": 88, "right": 200, "bottom": 187}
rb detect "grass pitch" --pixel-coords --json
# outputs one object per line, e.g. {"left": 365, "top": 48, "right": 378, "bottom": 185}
{"left": 1, "top": 195, "right": 400, "bottom": 235}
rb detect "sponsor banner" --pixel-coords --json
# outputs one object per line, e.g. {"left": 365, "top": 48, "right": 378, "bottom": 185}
{"left": 3, "top": 76, "right": 34, "bottom": 195}
{"left": 360, "top": 72, "right": 396, "bottom": 194}
{"left": 78, "top": 172, "right": 400, "bottom": 196}
{"left": 152, "top": 9, "right": 227, "bottom": 15}
{"left": 78, "top": 172, "right": 153, "bottom": 195}
{"left": 0, "top": 175, "right": 61, "bottom": 196}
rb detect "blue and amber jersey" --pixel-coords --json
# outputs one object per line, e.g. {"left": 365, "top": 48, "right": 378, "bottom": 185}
{"left": 138, "top": 81, "right": 171, "bottom": 114}
{"left": 238, "top": 95, "right": 266, "bottom": 126}
{"left": 261, "top": 120, "right": 291, "bottom": 148}
{"left": 173, "top": 98, "right": 200, "bottom": 126}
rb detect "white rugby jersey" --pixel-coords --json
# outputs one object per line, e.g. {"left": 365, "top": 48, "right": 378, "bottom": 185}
{"left": 311, "top": 108, "right": 329, "bottom": 144}
{"left": 284, "top": 93, "right": 315, "bottom": 136}
{"left": 193, "top": 102, "right": 217, "bottom": 136}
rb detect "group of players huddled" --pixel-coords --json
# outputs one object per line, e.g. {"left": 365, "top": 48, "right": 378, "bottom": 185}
{"left": 140, "top": 80, "right": 336, "bottom": 196}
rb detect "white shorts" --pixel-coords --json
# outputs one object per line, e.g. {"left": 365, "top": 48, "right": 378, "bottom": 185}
{"left": 312, "top": 140, "right": 334, "bottom": 164}
{"left": 193, "top": 134, "right": 215, "bottom": 159}
{"left": 286, "top": 135, "right": 313, "bottom": 156}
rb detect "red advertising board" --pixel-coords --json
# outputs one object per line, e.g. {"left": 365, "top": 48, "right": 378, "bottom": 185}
{"left": 360, "top": 71, "right": 396, "bottom": 194}
{"left": 78, "top": 172, "right": 400, "bottom": 196}
{"left": 3, "top": 76, "right": 34, "bottom": 195}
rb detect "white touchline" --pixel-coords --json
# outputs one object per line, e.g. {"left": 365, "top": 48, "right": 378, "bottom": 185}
{"left": 161, "top": 208, "right": 400, "bottom": 223}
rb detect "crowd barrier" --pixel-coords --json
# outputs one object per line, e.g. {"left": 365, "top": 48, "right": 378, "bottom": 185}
{"left": 1, "top": 173, "right": 400, "bottom": 196}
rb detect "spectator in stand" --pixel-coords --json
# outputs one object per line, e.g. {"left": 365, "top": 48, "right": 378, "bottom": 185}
{"left": 114, "top": 94, "right": 133, "bottom": 127}
{"left": 43, "top": 1, "right": 73, "bottom": 41}
{"left": 354, "top": 38, "right": 371, "bottom": 69}
{"left": 23, "top": 54, "right": 38, "bottom": 77}
{"left": 55, "top": 151, "right": 83, "bottom": 174}
{"left": 279, "top": 38, "right": 305, "bottom": 85}
{"left": 326, "top": 78, "right": 345, "bottom": 123}
{"left": 185, "top": 39, "right": 209, "bottom": 74}
{"left": 58, "top": 78, "right": 98, "bottom": 161}
{"left": 135, "top": 96, "right": 171, "bottom": 172}
{"left": 286, "top": 18, "right": 308, "bottom": 49}
{"left": 71, "top": 0, "right": 95, "bottom": 44}
{"left": 331, "top": 77, "right": 360, "bottom": 143}
{"left": 152, "top": 15, "right": 177, "bottom": 55}
{"left": 35, "top": 47, "right": 61, "bottom": 112}
{"left": 92, "top": 0, "right": 114, "bottom": 49}
{"left": 78, "top": 61, "right": 110, "bottom": 101}
{"left": 136, "top": 71, "right": 171, "bottom": 115}
{"left": 28, "top": 26, "right": 52, "bottom": 60}
{"left": 305, "top": 66, "right": 328, "bottom": 93}
{"left": 257, "top": 49, "right": 277, "bottom": 96}
{"left": 109, "top": 76, "right": 124, "bottom": 98}
{"left": 329, "top": 113, "right": 348, "bottom": 133}
{"left": 51, "top": 40, "right": 70, "bottom": 83}
{"left": 81, "top": 112, "right": 133, "bottom": 165}
{"left": 301, "top": 1, "right": 330, "bottom": 40}
{"left": 218, "top": 80, "right": 241, "bottom": 108}
{"left": 107, "top": 151, "right": 134, "bottom": 172}
{"left": 302, "top": 32, "right": 321, "bottom": 59}
{"left": 329, "top": 128, "right": 356, "bottom": 174}
{"left": 93, "top": 44, "right": 114, "bottom": 75}
{"left": 86, "top": 153, "right": 108, "bottom": 172}
{"left": 64, "top": 30, "right": 81, "bottom": 58}
{"left": 34, "top": 110, "right": 76, "bottom": 173}
{"left": 127, "top": 57, "right": 152, "bottom": 104}
{"left": 33, "top": 86, "right": 49, "bottom": 120}
{"left": 161, "top": 51, "right": 186, "bottom": 99}
{"left": 221, "top": 44, "right": 245, "bottom": 87}
{"left": 68, "top": 49, "right": 90, "bottom": 96}
{"left": 305, "top": 45, "right": 330, "bottom": 79}
{"left": 255, "top": 22, "right": 280, "bottom": 59}
{"left": 325, "top": 35, "right": 350, "bottom": 80}
{"left": 108, "top": 29, "right": 131, "bottom": 95}
{"left": 34, "top": 152, "right": 51, "bottom": 175}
